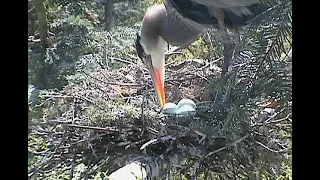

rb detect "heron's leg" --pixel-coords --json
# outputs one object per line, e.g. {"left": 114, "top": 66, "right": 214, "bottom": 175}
{"left": 218, "top": 20, "right": 233, "bottom": 76}
{"left": 233, "top": 28, "right": 241, "bottom": 59}
{"left": 208, "top": 7, "right": 234, "bottom": 105}
{"left": 217, "top": 21, "right": 235, "bottom": 105}
{"left": 207, "top": 6, "right": 233, "bottom": 76}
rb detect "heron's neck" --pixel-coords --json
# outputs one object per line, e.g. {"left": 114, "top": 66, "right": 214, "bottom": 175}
{"left": 150, "top": 36, "right": 166, "bottom": 87}
{"left": 139, "top": 4, "right": 167, "bottom": 86}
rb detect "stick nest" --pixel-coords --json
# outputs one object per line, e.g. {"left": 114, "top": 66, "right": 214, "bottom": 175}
{"left": 28, "top": 56, "right": 292, "bottom": 179}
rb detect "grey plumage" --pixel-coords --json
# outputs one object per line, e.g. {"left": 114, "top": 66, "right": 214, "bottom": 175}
{"left": 136, "top": 0, "right": 268, "bottom": 107}
{"left": 162, "top": 0, "right": 207, "bottom": 46}
{"left": 139, "top": 0, "right": 266, "bottom": 49}
{"left": 191, "top": 0, "right": 257, "bottom": 8}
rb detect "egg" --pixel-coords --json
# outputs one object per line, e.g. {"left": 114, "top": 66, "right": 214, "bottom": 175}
{"left": 177, "top": 99, "right": 196, "bottom": 109}
{"left": 176, "top": 104, "right": 196, "bottom": 116}
{"left": 162, "top": 102, "right": 178, "bottom": 114}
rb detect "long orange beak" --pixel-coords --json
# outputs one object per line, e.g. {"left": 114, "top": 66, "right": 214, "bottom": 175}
{"left": 147, "top": 62, "right": 165, "bottom": 107}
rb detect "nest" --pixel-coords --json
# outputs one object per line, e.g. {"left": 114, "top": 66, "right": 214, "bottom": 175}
{"left": 28, "top": 55, "right": 292, "bottom": 179}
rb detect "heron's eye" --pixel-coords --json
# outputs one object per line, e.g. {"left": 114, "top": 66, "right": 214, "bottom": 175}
{"left": 143, "top": 53, "right": 151, "bottom": 59}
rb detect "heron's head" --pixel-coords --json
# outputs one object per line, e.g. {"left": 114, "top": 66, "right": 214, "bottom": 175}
{"left": 135, "top": 32, "right": 166, "bottom": 107}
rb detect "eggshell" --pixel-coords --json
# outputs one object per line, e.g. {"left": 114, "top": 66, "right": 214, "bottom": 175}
{"left": 177, "top": 99, "right": 196, "bottom": 109}
{"left": 176, "top": 104, "right": 196, "bottom": 116}
{"left": 162, "top": 102, "right": 178, "bottom": 114}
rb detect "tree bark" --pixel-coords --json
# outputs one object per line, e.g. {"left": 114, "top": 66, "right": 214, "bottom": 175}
{"left": 32, "top": 0, "right": 51, "bottom": 47}
{"left": 104, "top": 0, "right": 115, "bottom": 30}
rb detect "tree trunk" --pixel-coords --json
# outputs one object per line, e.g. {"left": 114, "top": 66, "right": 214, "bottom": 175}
{"left": 104, "top": 0, "right": 115, "bottom": 30}
{"left": 32, "top": 0, "right": 51, "bottom": 47}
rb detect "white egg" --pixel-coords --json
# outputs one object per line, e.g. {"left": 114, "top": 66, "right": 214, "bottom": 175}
{"left": 177, "top": 99, "right": 196, "bottom": 109}
{"left": 162, "top": 102, "right": 178, "bottom": 114}
{"left": 176, "top": 104, "right": 196, "bottom": 116}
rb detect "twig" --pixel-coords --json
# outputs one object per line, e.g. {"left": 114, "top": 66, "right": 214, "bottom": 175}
{"left": 35, "top": 96, "right": 68, "bottom": 107}
{"left": 165, "top": 51, "right": 183, "bottom": 59}
{"left": 186, "top": 71, "right": 209, "bottom": 81}
{"left": 75, "top": 86, "right": 115, "bottom": 112}
{"left": 205, "top": 134, "right": 248, "bottom": 158}
{"left": 28, "top": 7, "right": 35, "bottom": 14}
{"left": 127, "top": 54, "right": 140, "bottom": 60}
{"left": 41, "top": 95, "right": 73, "bottom": 98}
{"left": 210, "top": 57, "right": 224, "bottom": 64}
{"left": 251, "top": 113, "right": 292, "bottom": 127}
{"left": 53, "top": 129, "right": 68, "bottom": 154}
{"left": 147, "top": 127, "right": 160, "bottom": 135}
{"left": 66, "top": 124, "right": 120, "bottom": 133}
{"left": 29, "top": 126, "right": 50, "bottom": 135}
{"left": 269, "top": 113, "right": 292, "bottom": 124}
{"left": 74, "top": 94, "right": 96, "bottom": 105}
{"left": 140, "top": 135, "right": 173, "bottom": 150}
{"left": 35, "top": 93, "right": 72, "bottom": 104}
{"left": 28, "top": 155, "right": 53, "bottom": 175}
{"left": 264, "top": 112, "right": 278, "bottom": 123}
{"left": 110, "top": 57, "right": 136, "bottom": 65}
{"left": 193, "top": 130, "right": 206, "bottom": 144}
{"left": 28, "top": 129, "right": 68, "bottom": 174}
{"left": 69, "top": 152, "right": 77, "bottom": 180}
{"left": 141, "top": 90, "right": 145, "bottom": 124}
{"left": 28, "top": 119, "right": 72, "bottom": 126}
{"left": 28, "top": 148, "right": 50, "bottom": 156}
{"left": 254, "top": 140, "right": 286, "bottom": 153}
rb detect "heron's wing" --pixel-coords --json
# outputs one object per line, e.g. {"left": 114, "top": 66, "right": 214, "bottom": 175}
{"left": 195, "top": 0, "right": 260, "bottom": 18}
{"left": 165, "top": 0, "right": 264, "bottom": 28}
{"left": 191, "top": 0, "right": 258, "bottom": 8}
{"left": 161, "top": 1, "right": 208, "bottom": 46}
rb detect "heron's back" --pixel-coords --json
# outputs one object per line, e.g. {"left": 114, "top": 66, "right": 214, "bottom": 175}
{"left": 165, "top": 0, "right": 269, "bottom": 28}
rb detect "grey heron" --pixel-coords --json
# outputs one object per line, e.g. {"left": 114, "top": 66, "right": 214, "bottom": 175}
{"left": 134, "top": 0, "right": 269, "bottom": 108}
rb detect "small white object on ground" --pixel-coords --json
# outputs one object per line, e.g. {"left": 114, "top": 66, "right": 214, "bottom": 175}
{"left": 177, "top": 98, "right": 196, "bottom": 109}
{"left": 162, "top": 103, "right": 178, "bottom": 114}
{"left": 162, "top": 98, "right": 196, "bottom": 116}
{"left": 176, "top": 104, "right": 196, "bottom": 116}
